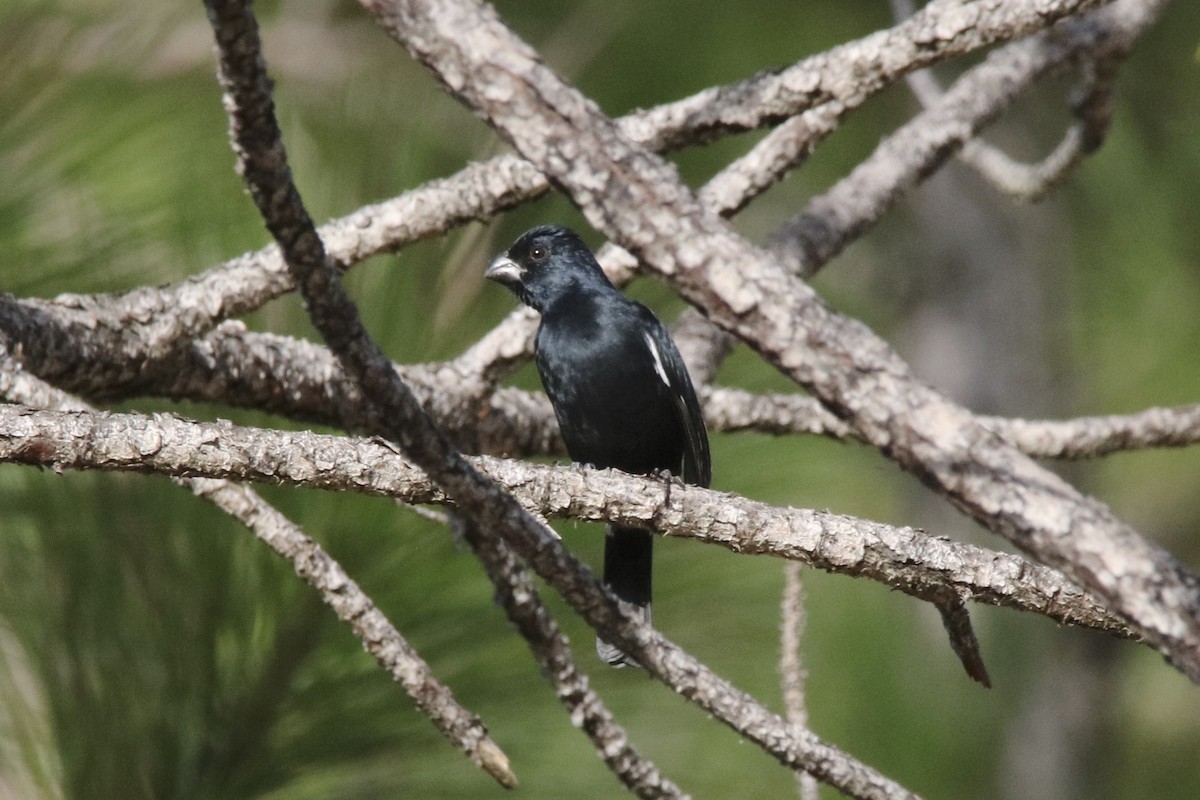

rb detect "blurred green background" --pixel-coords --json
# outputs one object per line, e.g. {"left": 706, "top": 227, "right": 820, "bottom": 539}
{"left": 1, "top": 1, "right": 1198, "bottom": 798}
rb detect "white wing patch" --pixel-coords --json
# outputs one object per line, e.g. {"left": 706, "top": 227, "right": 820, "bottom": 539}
{"left": 643, "top": 332, "right": 671, "bottom": 387}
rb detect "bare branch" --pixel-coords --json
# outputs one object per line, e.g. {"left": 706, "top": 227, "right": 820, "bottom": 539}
{"left": 0, "top": 404, "right": 922, "bottom": 800}
{"left": 623, "top": 0, "right": 1113, "bottom": 150}
{"left": 186, "top": 477, "right": 516, "bottom": 788}
{"left": 202, "top": 2, "right": 910, "bottom": 794}
{"left": 983, "top": 405, "right": 1200, "bottom": 459}
{"left": 705, "top": 388, "right": 1200, "bottom": 459}
{"left": 0, "top": 348, "right": 90, "bottom": 413}
{"left": 892, "top": 0, "right": 1117, "bottom": 203}
{"left": 202, "top": 0, "right": 531, "bottom": 785}
{"left": 366, "top": 0, "right": 1200, "bottom": 681}
{"left": 957, "top": 61, "right": 1115, "bottom": 202}
{"left": 459, "top": 519, "right": 689, "bottom": 799}
{"left": 694, "top": 106, "right": 836, "bottom": 217}
{"left": 0, "top": 0, "right": 1116, "bottom": 388}
{"left": 780, "top": 563, "right": 820, "bottom": 800}
{"left": 0, "top": 405, "right": 1137, "bottom": 643}
{"left": 0, "top": 348, "right": 516, "bottom": 790}
{"left": 771, "top": 0, "right": 1161, "bottom": 274}
{"left": 958, "top": 126, "right": 1091, "bottom": 202}
{"left": 5, "top": 295, "right": 1195, "bottom": 466}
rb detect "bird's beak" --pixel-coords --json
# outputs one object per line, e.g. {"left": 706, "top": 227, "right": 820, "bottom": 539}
{"left": 485, "top": 254, "right": 524, "bottom": 286}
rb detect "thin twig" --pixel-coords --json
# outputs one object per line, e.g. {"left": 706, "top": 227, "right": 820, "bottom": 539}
{"left": 771, "top": 0, "right": 1159, "bottom": 274}
{"left": 703, "top": 388, "right": 1200, "bottom": 460}
{"left": 780, "top": 563, "right": 820, "bottom": 800}
{"left": 186, "top": 477, "right": 517, "bottom": 788}
{"left": 890, "top": 0, "right": 1116, "bottom": 203}
{"left": 460, "top": 519, "right": 689, "bottom": 799}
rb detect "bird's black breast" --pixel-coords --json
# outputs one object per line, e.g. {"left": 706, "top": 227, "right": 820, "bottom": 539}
{"left": 535, "top": 292, "right": 686, "bottom": 477}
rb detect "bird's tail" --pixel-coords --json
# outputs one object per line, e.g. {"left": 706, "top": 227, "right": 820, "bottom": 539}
{"left": 597, "top": 524, "right": 652, "bottom": 668}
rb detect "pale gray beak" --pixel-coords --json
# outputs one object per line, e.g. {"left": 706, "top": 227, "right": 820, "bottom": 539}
{"left": 485, "top": 254, "right": 524, "bottom": 286}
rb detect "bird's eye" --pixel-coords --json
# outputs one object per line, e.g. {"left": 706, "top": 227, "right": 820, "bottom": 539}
{"left": 529, "top": 245, "right": 548, "bottom": 262}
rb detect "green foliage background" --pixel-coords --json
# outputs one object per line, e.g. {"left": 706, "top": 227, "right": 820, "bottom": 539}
{"left": 1, "top": 1, "right": 1198, "bottom": 798}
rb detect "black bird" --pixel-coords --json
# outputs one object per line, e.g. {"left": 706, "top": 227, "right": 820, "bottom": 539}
{"left": 486, "top": 225, "right": 710, "bottom": 667}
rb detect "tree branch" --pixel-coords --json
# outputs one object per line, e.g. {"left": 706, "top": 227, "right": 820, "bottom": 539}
{"left": 202, "top": 0, "right": 532, "bottom": 785}
{"left": 622, "top": 0, "right": 1114, "bottom": 150}
{"left": 0, "top": 406, "right": 1137, "bottom": 645}
{"left": 771, "top": 0, "right": 1157, "bottom": 274}
{"left": 202, "top": 1, "right": 911, "bottom": 795}
{"left": 459, "top": 518, "right": 689, "bottom": 799}
{"left": 185, "top": 477, "right": 516, "bottom": 788}
{"left": 892, "top": 0, "right": 1117, "bottom": 203}
{"left": 0, "top": 0, "right": 1115, "bottom": 383}
{"left": 364, "top": 0, "right": 1200, "bottom": 682}
{"left": 0, "top": 348, "right": 516, "bottom": 790}
{"left": 704, "top": 388, "right": 1200, "bottom": 460}
{"left": 0, "top": 406, "right": 927, "bottom": 797}
{"left": 5, "top": 297, "right": 1195, "bottom": 465}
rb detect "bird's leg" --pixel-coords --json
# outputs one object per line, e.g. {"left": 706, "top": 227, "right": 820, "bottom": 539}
{"left": 655, "top": 467, "right": 676, "bottom": 508}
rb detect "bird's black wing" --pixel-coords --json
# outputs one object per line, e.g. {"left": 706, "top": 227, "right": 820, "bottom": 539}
{"left": 638, "top": 306, "right": 711, "bottom": 488}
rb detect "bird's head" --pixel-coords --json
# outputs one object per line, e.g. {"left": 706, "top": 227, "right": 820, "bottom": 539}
{"left": 485, "top": 225, "right": 609, "bottom": 311}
